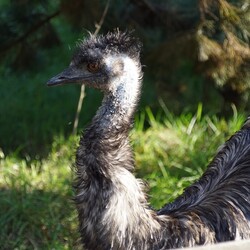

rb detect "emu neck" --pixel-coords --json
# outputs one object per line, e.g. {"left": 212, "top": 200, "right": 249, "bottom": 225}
{"left": 76, "top": 59, "right": 161, "bottom": 249}
{"left": 94, "top": 59, "right": 141, "bottom": 136}
{"left": 80, "top": 57, "right": 142, "bottom": 175}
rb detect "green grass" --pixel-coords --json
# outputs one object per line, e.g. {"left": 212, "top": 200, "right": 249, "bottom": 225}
{"left": 0, "top": 136, "right": 79, "bottom": 249}
{"left": 133, "top": 105, "right": 245, "bottom": 208}
{"left": 0, "top": 107, "right": 246, "bottom": 249}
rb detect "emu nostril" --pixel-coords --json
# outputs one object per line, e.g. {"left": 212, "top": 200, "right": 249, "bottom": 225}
{"left": 58, "top": 76, "right": 66, "bottom": 80}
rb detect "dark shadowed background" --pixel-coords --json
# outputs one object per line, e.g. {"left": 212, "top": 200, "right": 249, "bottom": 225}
{"left": 0, "top": 0, "right": 249, "bottom": 157}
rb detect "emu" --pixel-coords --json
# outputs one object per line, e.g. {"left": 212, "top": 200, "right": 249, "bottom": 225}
{"left": 47, "top": 31, "right": 250, "bottom": 249}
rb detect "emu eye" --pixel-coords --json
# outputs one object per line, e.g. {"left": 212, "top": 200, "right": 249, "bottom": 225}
{"left": 87, "top": 63, "right": 100, "bottom": 73}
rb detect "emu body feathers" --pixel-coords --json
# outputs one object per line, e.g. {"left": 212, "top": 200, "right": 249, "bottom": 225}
{"left": 47, "top": 31, "right": 250, "bottom": 249}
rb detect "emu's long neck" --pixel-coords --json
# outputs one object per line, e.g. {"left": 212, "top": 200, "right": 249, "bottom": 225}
{"left": 94, "top": 57, "right": 142, "bottom": 135}
{"left": 75, "top": 58, "right": 161, "bottom": 249}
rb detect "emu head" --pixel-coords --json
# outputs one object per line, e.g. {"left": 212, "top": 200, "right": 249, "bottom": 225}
{"left": 47, "top": 31, "right": 142, "bottom": 92}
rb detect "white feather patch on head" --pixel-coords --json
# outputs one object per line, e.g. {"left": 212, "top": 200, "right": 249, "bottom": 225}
{"left": 104, "top": 55, "right": 142, "bottom": 116}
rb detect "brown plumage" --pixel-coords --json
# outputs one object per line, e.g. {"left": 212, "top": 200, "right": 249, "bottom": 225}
{"left": 47, "top": 31, "right": 250, "bottom": 249}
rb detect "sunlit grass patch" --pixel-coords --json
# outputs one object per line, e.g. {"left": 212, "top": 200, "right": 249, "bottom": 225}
{"left": 0, "top": 136, "right": 79, "bottom": 249}
{"left": 133, "top": 105, "right": 245, "bottom": 208}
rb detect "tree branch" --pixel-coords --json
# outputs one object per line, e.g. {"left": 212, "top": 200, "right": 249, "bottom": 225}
{"left": 72, "top": 0, "right": 111, "bottom": 135}
{"left": 0, "top": 11, "right": 60, "bottom": 54}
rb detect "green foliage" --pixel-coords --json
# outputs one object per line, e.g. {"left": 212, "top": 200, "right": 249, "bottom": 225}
{"left": 0, "top": 135, "right": 79, "bottom": 249}
{"left": 0, "top": 0, "right": 61, "bottom": 70}
{"left": 0, "top": 108, "right": 245, "bottom": 249}
{"left": 133, "top": 105, "right": 245, "bottom": 208}
{"left": 0, "top": 18, "right": 103, "bottom": 156}
{"left": 197, "top": 0, "right": 250, "bottom": 107}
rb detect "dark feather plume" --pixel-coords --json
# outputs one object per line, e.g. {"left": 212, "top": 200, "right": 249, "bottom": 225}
{"left": 158, "top": 123, "right": 250, "bottom": 244}
{"left": 73, "top": 30, "right": 142, "bottom": 64}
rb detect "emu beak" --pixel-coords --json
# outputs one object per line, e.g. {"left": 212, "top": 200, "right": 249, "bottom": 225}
{"left": 47, "top": 67, "right": 88, "bottom": 87}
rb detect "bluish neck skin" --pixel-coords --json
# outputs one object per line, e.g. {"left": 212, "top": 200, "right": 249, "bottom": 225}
{"left": 79, "top": 75, "right": 141, "bottom": 176}
{"left": 90, "top": 93, "right": 134, "bottom": 136}
{"left": 91, "top": 58, "right": 142, "bottom": 136}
